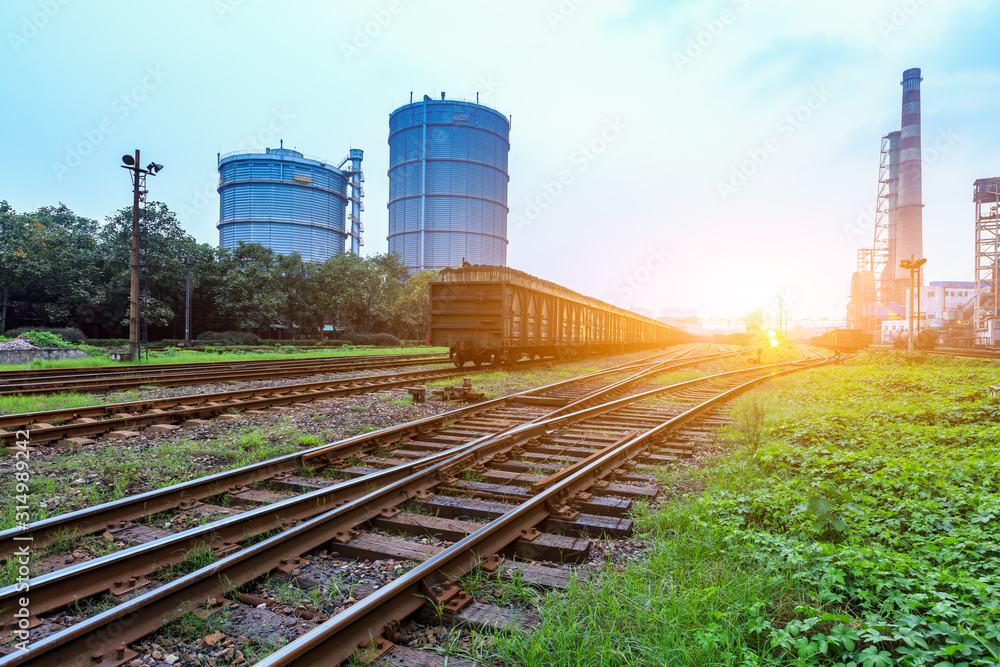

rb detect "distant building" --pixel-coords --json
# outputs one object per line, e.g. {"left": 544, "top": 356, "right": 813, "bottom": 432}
{"left": 217, "top": 144, "right": 364, "bottom": 262}
{"left": 879, "top": 281, "right": 979, "bottom": 344}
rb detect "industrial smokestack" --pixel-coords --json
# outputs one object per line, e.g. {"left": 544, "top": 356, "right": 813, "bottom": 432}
{"left": 894, "top": 67, "right": 923, "bottom": 302}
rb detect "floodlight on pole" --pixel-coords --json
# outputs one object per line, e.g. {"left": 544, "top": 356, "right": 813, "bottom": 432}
{"left": 121, "top": 150, "right": 163, "bottom": 362}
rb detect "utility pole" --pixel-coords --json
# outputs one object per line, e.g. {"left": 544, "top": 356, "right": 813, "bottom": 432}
{"left": 121, "top": 151, "right": 163, "bottom": 362}
{"left": 127, "top": 149, "right": 141, "bottom": 362}
{"left": 908, "top": 255, "right": 915, "bottom": 352}
{"left": 182, "top": 256, "right": 198, "bottom": 347}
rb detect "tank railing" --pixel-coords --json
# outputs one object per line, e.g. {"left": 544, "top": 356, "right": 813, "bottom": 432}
{"left": 390, "top": 96, "right": 510, "bottom": 121}
{"left": 219, "top": 148, "right": 344, "bottom": 167}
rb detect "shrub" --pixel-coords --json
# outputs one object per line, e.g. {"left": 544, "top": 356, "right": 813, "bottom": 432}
{"left": 196, "top": 331, "right": 261, "bottom": 345}
{"left": 18, "top": 330, "right": 72, "bottom": 348}
{"left": 84, "top": 339, "right": 129, "bottom": 347}
{"left": 372, "top": 333, "right": 401, "bottom": 347}
{"left": 339, "top": 332, "right": 374, "bottom": 346}
{"left": 6, "top": 326, "right": 86, "bottom": 344}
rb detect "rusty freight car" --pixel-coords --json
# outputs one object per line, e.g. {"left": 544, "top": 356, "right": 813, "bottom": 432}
{"left": 429, "top": 266, "right": 695, "bottom": 367}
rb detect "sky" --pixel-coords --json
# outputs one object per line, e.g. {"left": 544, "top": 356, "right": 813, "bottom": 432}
{"left": 2, "top": 0, "right": 998, "bottom": 320}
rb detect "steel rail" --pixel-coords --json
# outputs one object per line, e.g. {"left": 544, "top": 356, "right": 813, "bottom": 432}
{"left": 0, "top": 356, "right": 454, "bottom": 396}
{"left": 259, "top": 352, "right": 835, "bottom": 667}
{"left": 0, "top": 352, "right": 448, "bottom": 382}
{"left": 0, "top": 366, "right": 472, "bottom": 443}
{"left": 0, "top": 347, "right": 703, "bottom": 559}
{"left": 0, "top": 350, "right": 813, "bottom": 666}
{"left": 0, "top": 347, "right": 726, "bottom": 624}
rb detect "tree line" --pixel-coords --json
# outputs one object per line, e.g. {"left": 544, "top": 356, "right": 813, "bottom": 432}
{"left": 0, "top": 200, "right": 437, "bottom": 340}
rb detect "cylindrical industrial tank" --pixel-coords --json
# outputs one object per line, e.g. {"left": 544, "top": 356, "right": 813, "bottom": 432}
{"left": 218, "top": 146, "right": 354, "bottom": 263}
{"left": 893, "top": 328, "right": 939, "bottom": 350}
{"left": 387, "top": 94, "right": 511, "bottom": 272}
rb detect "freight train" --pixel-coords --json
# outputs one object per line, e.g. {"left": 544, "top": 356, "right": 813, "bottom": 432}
{"left": 809, "top": 328, "right": 872, "bottom": 353}
{"left": 429, "top": 266, "right": 697, "bottom": 367}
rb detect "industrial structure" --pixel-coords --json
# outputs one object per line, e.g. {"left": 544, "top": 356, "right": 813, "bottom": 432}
{"left": 387, "top": 93, "right": 511, "bottom": 272}
{"left": 974, "top": 178, "right": 1000, "bottom": 345}
{"left": 217, "top": 143, "right": 364, "bottom": 263}
{"left": 849, "top": 69, "right": 927, "bottom": 338}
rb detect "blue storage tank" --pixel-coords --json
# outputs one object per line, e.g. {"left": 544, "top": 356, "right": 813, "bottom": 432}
{"left": 388, "top": 94, "right": 510, "bottom": 271}
{"left": 218, "top": 145, "right": 363, "bottom": 262}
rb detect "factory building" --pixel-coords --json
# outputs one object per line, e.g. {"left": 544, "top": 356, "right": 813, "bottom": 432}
{"left": 217, "top": 143, "right": 364, "bottom": 263}
{"left": 878, "top": 281, "right": 979, "bottom": 343}
{"left": 387, "top": 93, "right": 511, "bottom": 272}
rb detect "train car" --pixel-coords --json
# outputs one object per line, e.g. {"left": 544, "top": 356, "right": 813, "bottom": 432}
{"left": 429, "top": 266, "right": 696, "bottom": 367}
{"left": 893, "top": 328, "right": 939, "bottom": 351}
{"left": 809, "top": 328, "right": 872, "bottom": 353}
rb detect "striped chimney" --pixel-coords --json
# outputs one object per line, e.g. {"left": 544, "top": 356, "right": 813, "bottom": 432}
{"left": 894, "top": 67, "right": 923, "bottom": 300}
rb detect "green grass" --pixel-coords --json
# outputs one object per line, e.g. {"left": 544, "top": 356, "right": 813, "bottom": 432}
{"left": 488, "top": 350, "right": 1000, "bottom": 666}
{"left": 0, "top": 389, "right": 143, "bottom": 416}
{"left": 0, "top": 346, "right": 449, "bottom": 372}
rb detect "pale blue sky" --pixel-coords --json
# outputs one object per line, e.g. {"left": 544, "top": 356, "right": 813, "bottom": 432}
{"left": 2, "top": 0, "right": 998, "bottom": 318}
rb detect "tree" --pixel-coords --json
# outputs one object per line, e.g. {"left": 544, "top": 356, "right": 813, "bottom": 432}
{"left": 358, "top": 253, "right": 410, "bottom": 333}
{"left": 216, "top": 242, "right": 286, "bottom": 335}
{"left": 395, "top": 269, "right": 439, "bottom": 339}
{"left": 743, "top": 308, "right": 767, "bottom": 348}
{"left": 0, "top": 202, "right": 29, "bottom": 334}
{"left": 0, "top": 203, "right": 103, "bottom": 334}
{"left": 99, "top": 201, "right": 204, "bottom": 334}
{"left": 32, "top": 205, "right": 103, "bottom": 329}
{"left": 277, "top": 253, "right": 324, "bottom": 338}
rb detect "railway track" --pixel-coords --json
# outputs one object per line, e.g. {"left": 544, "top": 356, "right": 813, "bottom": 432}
{"left": 0, "top": 352, "right": 451, "bottom": 396}
{"left": 0, "top": 345, "right": 711, "bottom": 558}
{"left": 924, "top": 348, "right": 1000, "bottom": 360}
{"left": 0, "top": 364, "right": 478, "bottom": 448}
{"left": 0, "top": 345, "right": 715, "bottom": 448}
{"left": 0, "top": 345, "right": 831, "bottom": 666}
{"left": 0, "top": 345, "right": 720, "bottom": 660}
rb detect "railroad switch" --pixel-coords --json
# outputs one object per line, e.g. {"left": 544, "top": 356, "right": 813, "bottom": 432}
{"left": 89, "top": 644, "right": 138, "bottom": 667}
